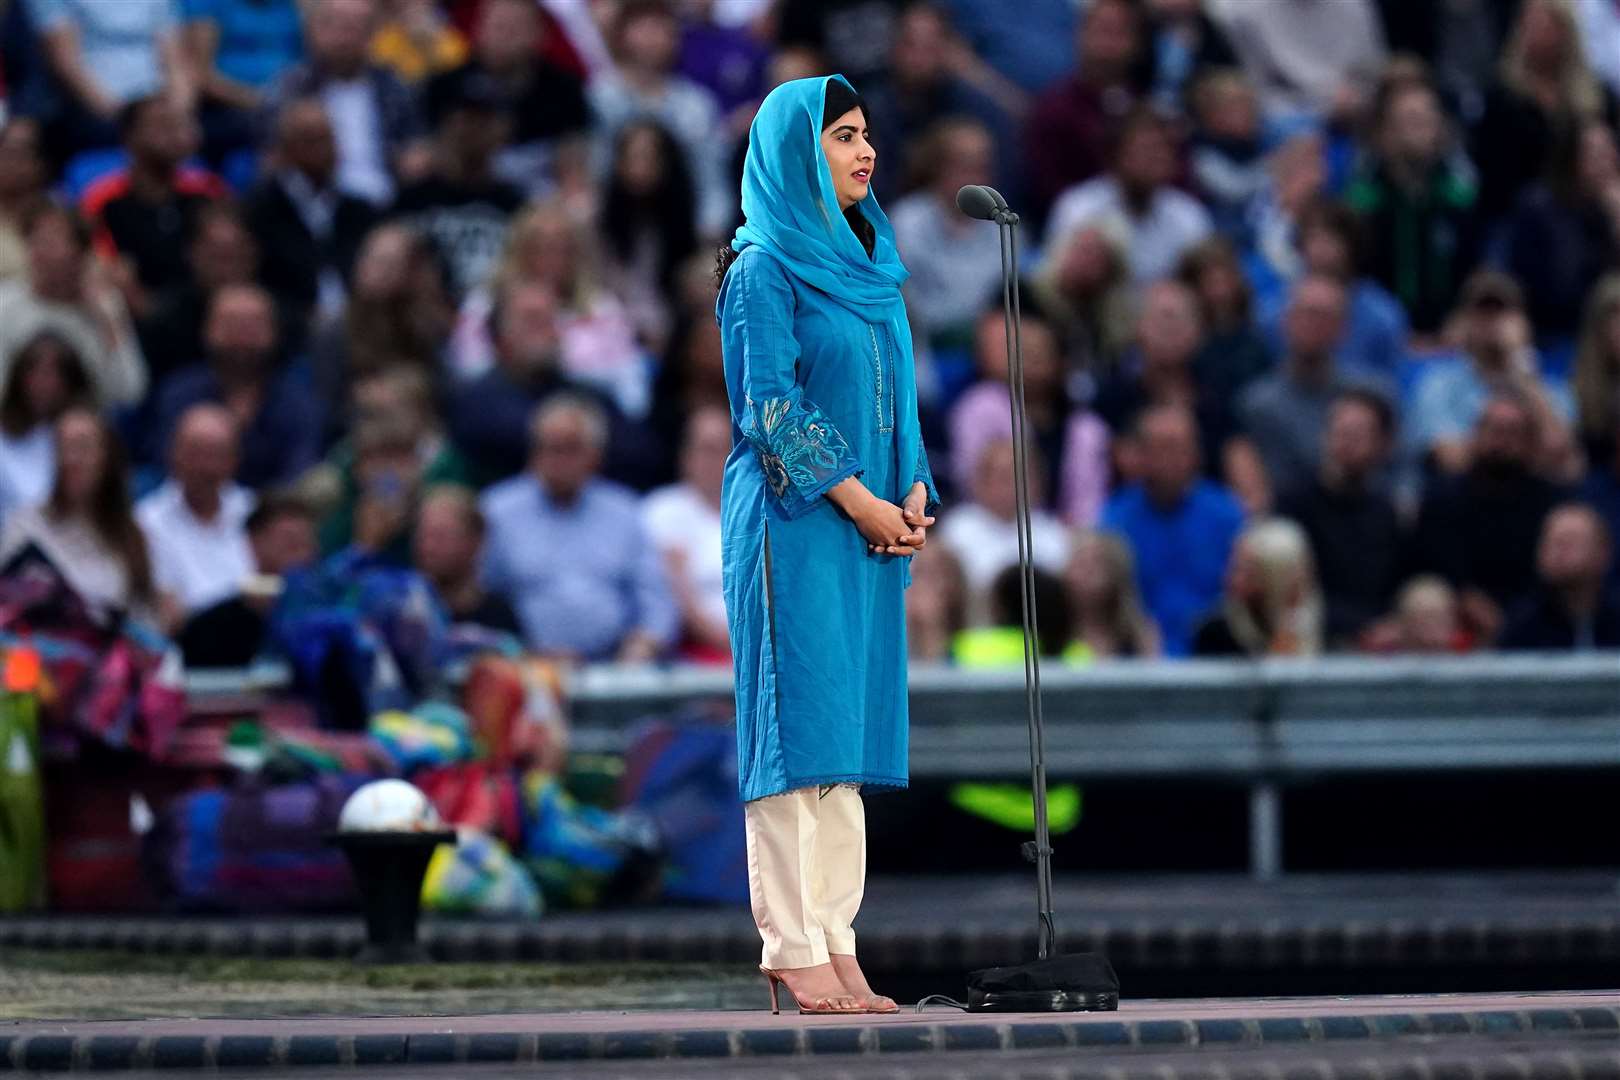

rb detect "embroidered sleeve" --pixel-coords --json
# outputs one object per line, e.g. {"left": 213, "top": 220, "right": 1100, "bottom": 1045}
{"left": 912, "top": 442, "right": 941, "bottom": 515}
{"left": 732, "top": 253, "right": 862, "bottom": 519}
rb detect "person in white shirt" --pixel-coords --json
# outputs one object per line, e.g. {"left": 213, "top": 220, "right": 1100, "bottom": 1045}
{"left": 640, "top": 402, "right": 729, "bottom": 660}
{"left": 937, "top": 436, "right": 1071, "bottom": 626}
{"left": 1045, "top": 110, "right": 1213, "bottom": 288}
{"left": 0, "top": 331, "right": 93, "bottom": 523}
{"left": 135, "top": 402, "right": 255, "bottom": 631}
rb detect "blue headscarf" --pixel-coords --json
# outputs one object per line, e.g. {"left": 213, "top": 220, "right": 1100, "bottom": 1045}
{"left": 730, "top": 74, "right": 923, "bottom": 513}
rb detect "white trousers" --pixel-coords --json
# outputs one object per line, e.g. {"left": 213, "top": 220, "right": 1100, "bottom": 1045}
{"left": 743, "top": 784, "right": 866, "bottom": 969}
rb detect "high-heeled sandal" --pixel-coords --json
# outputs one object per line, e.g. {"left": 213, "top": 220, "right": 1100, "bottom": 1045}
{"left": 857, "top": 993, "right": 899, "bottom": 1014}
{"left": 760, "top": 966, "right": 863, "bottom": 1015}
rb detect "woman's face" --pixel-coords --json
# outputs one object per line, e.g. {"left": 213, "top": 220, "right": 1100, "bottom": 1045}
{"left": 354, "top": 227, "right": 413, "bottom": 299}
{"left": 55, "top": 410, "right": 106, "bottom": 507}
{"left": 821, "top": 106, "right": 875, "bottom": 210}
{"left": 617, "top": 126, "right": 666, "bottom": 195}
{"left": 19, "top": 342, "right": 72, "bottom": 421}
{"left": 1065, "top": 536, "right": 1113, "bottom": 605}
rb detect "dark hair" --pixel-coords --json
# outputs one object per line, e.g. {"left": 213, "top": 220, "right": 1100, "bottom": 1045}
{"left": 1295, "top": 199, "right": 1366, "bottom": 277}
{"left": 118, "top": 94, "right": 164, "bottom": 142}
{"left": 602, "top": 120, "right": 698, "bottom": 297}
{"left": 46, "top": 407, "right": 153, "bottom": 603}
{"left": 0, "top": 332, "right": 92, "bottom": 437}
{"left": 989, "top": 564, "right": 1072, "bottom": 657}
{"left": 246, "top": 491, "right": 315, "bottom": 536}
{"left": 1332, "top": 386, "right": 1397, "bottom": 440}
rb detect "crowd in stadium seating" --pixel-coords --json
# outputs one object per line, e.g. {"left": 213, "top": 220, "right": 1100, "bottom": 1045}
{"left": 0, "top": 0, "right": 1618, "bottom": 674}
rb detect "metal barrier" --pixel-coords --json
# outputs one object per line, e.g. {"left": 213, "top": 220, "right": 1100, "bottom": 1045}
{"left": 565, "top": 653, "right": 1620, "bottom": 878}
{"left": 186, "top": 652, "right": 1620, "bottom": 879}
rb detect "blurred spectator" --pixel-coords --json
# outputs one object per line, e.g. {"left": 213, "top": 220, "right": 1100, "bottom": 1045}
{"left": 1408, "top": 271, "right": 1576, "bottom": 478}
{"left": 953, "top": 562, "right": 1074, "bottom": 665}
{"left": 1028, "top": 223, "right": 1133, "bottom": 377}
{"left": 1472, "top": 0, "right": 1617, "bottom": 226}
{"left": 452, "top": 200, "right": 647, "bottom": 416}
{"left": 1214, "top": 0, "right": 1386, "bottom": 125}
{"left": 309, "top": 366, "right": 471, "bottom": 561}
{"left": 390, "top": 70, "right": 524, "bottom": 297}
{"left": 890, "top": 118, "right": 1004, "bottom": 350}
{"left": 1346, "top": 76, "right": 1478, "bottom": 335}
{"left": 589, "top": 0, "right": 729, "bottom": 238}
{"left": 449, "top": 278, "right": 660, "bottom": 489}
{"left": 647, "top": 255, "right": 728, "bottom": 474}
{"left": 599, "top": 119, "right": 698, "bottom": 350}
{"left": 774, "top": 0, "right": 901, "bottom": 88}
{"left": 312, "top": 221, "right": 453, "bottom": 416}
{"left": 937, "top": 437, "right": 1071, "bottom": 624}
{"left": 1259, "top": 199, "right": 1408, "bottom": 382}
{"left": 936, "top": 0, "right": 1075, "bottom": 95}
{"left": 1237, "top": 275, "right": 1394, "bottom": 499}
{"left": 0, "top": 119, "right": 50, "bottom": 284}
{"left": 0, "top": 203, "right": 146, "bottom": 408}
{"left": 860, "top": 3, "right": 1013, "bottom": 199}
{"left": 1046, "top": 109, "right": 1213, "bottom": 287}
{"left": 411, "top": 483, "right": 521, "bottom": 637}
{"left": 1383, "top": 574, "right": 1469, "bottom": 654}
{"left": 368, "top": 0, "right": 467, "bottom": 85}
{"left": 0, "top": 332, "right": 91, "bottom": 519}
{"left": 1574, "top": 274, "right": 1620, "bottom": 463}
{"left": 26, "top": 0, "right": 194, "bottom": 155}
{"left": 1101, "top": 404, "right": 1245, "bottom": 657}
{"left": 1574, "top": 0, "right": 1620, "bottom": 102}
{"left": 261, "top": 0, "right": 423, "bottom": 207}
{"left": 1374, "top": 0, "right": 1516, "bottom": 126}
{"left": 1277, "top": 389, "right": 1402, "bottom": 646}
{"left": 905, "top": 539, "right": 967, "bottom": 662}
{"left": 949, "top": 307, "right": 1110, "bottom": 526}
{"left": 1175, "top": 237, "right": 1272, "bottom": 402}
{"left": 1186, "top": 68, "right": 1266, "bottom": 246}
{"left": 138, "top": 202, "right": 261, "bottom": 385}
{"left": 640, "top": 403, "right": 729, "bottom": 661}
{"left": 1247, "top": 131, "right": 1329, "bottom": 306}
{"left": 1502, "top": 119, "right": 1620, "bottom": 343}
{"left": 182, "top": 0, "right": 303, "bottom": 160}
{"left": 245, "top": 98, "right": 378, "bottom": 327}
{"left": 1093, "top": 280, "right": 1234, "bottom": 487}
{"left": 480, "top": 392, "right": 678, "bottom": 662}
{"left": 1410, "top": 392, "right": 1565, "bottom": 639}
{"left": 150, "top": 283, "right": 319, "bottom": 489}
{"left": 426, "top": 0, "right": 590, "bottom": 199}
{"left": 177, "top": 491, "right": 317, "bottom": 667}
{"left": 1192, "top": 517, "right": 1323, "bottom": 657}
{"left": 79, "top": 95, "right": 226, "bottom": 309}
{"left": 676, "top": 0, "right": 769, "bottom": 123}
{"left": 1499, "top": 502, "right": 1620, "bottom": 650}
{"left": 136, "top": 403, "right": 253, "bottom": 630}
{"left": 1025, "top": 0, "right": 1145, "bottom": 223}
{"left": 1140, "top": 0, "right": 1240, "bottom": 114}
{"left": 0, "top": 407, "right": 153, "bottom": 621}
{"left": 1061, "top": 528, "right": 1160, "bottom": 658}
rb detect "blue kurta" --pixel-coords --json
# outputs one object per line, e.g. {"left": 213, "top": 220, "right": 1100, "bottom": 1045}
{"left": 717, "top": 76, "right": 940, "bottom": 803}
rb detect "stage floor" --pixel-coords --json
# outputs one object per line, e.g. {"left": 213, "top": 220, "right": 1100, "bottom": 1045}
{"left": 5, "top": 989, "right": 1620, "bottom": 1073}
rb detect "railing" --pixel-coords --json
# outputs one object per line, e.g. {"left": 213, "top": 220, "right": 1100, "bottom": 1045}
{"left": 187, "top": 652, "right": 1620, "bottom": 879}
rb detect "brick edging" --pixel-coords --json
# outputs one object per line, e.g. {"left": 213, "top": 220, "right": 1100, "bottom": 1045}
{"left": 3, "top": 1004, "right": 1617, "bottom": 1071}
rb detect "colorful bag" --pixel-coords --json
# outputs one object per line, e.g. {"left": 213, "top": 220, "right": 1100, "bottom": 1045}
{"left": 421, "top": 828, "right": 543, "bottom": 918}
{"left": 416, "top": 762, "right": 523, "bottom": 847}
{"left": 369, "top": 703, "right": 474, "bottom": 774}
{"left": 620, "top": 715, "right": 747, "bottom": 904}
{"left": 144, "top": 775, "right": 363, "bottom": 912}
{"left": 521, "top": 773, "right": 661, "bottom": 909}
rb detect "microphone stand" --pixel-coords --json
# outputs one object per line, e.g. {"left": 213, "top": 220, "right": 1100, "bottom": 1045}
{"left": 943, "top": 186, "right": 1116, "bottom": 1012}
{"left": 987, "top": 200, "right": 1057, "bottom": 960}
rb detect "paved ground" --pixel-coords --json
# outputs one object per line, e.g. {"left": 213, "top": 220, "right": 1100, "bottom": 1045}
{"left": 6, "top": 990, "right": 1620, "bottom": 1072}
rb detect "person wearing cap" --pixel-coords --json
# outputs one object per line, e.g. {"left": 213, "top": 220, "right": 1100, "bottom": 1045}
{"left": 1407, "top": 269, "right": 1578, "bottom": 480}
{"left": 388, "top": 70, "right": 525, "bottom": 297}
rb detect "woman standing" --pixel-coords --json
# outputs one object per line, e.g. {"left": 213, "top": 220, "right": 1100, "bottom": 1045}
{"left": 717, "top": 75, "right": 940, "bottom": 1015}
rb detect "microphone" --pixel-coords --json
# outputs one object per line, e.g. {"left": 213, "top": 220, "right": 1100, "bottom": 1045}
{"left": 955, "top": 184, "right": 1002, "bottom": 222}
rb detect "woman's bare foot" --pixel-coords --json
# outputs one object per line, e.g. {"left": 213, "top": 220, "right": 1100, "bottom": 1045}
{"left": 763, "top": 962, "right": 862, "bottom": 1013}
{"left": 829, "top": 953, "right": 898, "bottom": 1012}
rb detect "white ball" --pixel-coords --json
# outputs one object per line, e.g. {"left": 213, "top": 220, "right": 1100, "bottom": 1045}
{"left": 338, "top": 779, "right": 442, "bottom": 833}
